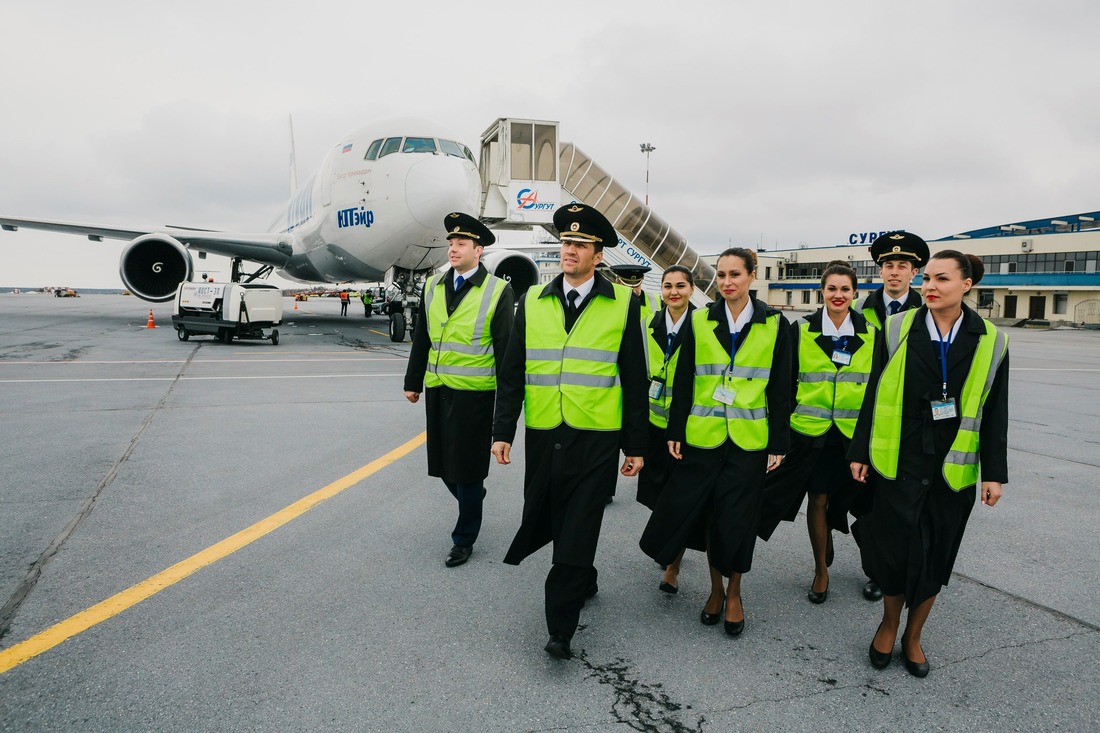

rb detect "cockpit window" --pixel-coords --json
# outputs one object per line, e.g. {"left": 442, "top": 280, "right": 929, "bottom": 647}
{"left": 439, "top": 139, "right": 466, "bottom": 159}
{"left": 379, "top": 137, "right": 402, "bottom": 158}
{"left": 460, "top": 143, "right": 475, "bottom": 162}
{"left": 364, "top": 139, "right": 383, "bottom": 161}
{"left": 402, "top": 137, "right": 437, "bottom": 154}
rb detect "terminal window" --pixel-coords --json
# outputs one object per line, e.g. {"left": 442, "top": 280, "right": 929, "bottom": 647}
{"left": 1054, "top": 293, "right": 1068, "bottom": 314}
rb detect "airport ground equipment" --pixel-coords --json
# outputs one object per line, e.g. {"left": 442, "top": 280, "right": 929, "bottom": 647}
{"left": 171, "top": 282, "right": 282, "bottom": 345}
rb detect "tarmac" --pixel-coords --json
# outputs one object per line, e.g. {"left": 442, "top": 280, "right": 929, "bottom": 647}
{"left": 0, "top": 293, "right": 1097, "bottom": 732}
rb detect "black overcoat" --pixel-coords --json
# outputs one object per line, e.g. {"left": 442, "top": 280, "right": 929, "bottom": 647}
{"left": 403, "top": 264, "right": 514, "bottom": 483}
{"left": 493, "top": 274, "right": 648, "bottom": 567}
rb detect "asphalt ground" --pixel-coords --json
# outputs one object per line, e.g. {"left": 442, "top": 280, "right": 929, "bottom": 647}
{"left": 0, "top": 294, "right": 1097, "bottom": 732}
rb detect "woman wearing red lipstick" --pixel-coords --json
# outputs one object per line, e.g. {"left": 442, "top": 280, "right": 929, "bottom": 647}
{"left": 758, "top": 260, "right": 878, "bottom": 605}
{"left": 640, "top": 248, "right": 792, "bottom": 637}
{"left": 849, "top": 250, "right": 1009, "bottom": 677}
{"left": 637, "top": 265, "right": 696, "bottom": 594}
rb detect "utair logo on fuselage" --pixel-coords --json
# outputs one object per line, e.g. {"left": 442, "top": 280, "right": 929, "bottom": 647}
{"left": 337, "top": 206, "right": 375, "bottom": 229}
{"left": 516, "top": 189, "right": 554, "bottom": 211}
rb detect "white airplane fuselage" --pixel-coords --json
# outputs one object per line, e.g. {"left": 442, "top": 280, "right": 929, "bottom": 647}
{"left": 273, "top": 118, "right": 481, "bottom": 283}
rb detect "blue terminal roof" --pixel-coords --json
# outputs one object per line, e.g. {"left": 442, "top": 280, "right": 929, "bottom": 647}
{"left": 934, "top": 211, "right": 1100, "bottom": 241}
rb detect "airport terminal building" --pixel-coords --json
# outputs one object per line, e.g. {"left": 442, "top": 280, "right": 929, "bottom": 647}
{"left": 751, "top": 211, "right": 1100, "bottom": 325}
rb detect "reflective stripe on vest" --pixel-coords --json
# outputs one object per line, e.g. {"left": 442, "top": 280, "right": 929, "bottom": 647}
{"left": 869, "top": 309, "right": 1008, "bottom": 490}
{"left": 684, "top": 308, "right": 780, "bottom": 450}
{"left": 523, "top": 282, "right": 631, "bottom": 430}
{"left": 790, "top": 318, "right": 876, "bottom": 439}
{"left": 423, "top": 273, "right": 507, "bottom": 391}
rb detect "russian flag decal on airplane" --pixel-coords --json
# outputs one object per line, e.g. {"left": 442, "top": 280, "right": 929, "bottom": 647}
{"left": 341, "top": 143, "right": 353, "bottom": 153}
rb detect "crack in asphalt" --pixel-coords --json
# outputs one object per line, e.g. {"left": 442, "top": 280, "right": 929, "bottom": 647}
{"left": 577, "top": 653, "right": 704, "bottom": 733}
{"left": 0, "top": 343, "right": 201, "bottom": 641}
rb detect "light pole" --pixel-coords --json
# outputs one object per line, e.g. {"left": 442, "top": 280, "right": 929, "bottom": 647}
{"left": 639, "top": 143, "right": 655, "bottom": 206}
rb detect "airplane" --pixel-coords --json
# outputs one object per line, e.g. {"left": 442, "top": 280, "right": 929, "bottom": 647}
{"left": 0, "top": 117, "right": 541, "bottom": 341}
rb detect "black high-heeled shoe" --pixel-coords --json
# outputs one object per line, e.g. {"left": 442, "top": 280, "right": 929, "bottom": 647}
{"left": 807, "top": 579, "right": 829, "bottom": 604}
{"left": 724, "top": 595, "right": 745, "bottom": 636}
{"left": 700, "top": 595, "right": 724, "bottom": 625}
{"left": 868, "top": 623, "right": 893, "bottom": 669}
{"left": 902, "top": 634, "right": 930, "bottom": 677}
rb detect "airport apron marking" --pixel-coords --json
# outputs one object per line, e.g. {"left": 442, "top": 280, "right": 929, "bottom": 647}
{"left": 0, "top": 432, "right": 427, "bottom": 675}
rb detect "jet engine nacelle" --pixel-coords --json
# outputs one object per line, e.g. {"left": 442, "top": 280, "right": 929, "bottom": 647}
{"left": 480, "top": 249, "right": 540, "bottom": 300}
{"left": 119, "top": 234, "right": 194, "bottom": 302}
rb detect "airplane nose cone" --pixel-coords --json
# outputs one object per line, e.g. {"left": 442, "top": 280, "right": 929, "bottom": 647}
{"left": 405, "top": 156, "right": 480, "bottom": 228}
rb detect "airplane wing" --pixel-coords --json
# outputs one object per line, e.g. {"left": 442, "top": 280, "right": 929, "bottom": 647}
{"left": 0, "top": 216, "right": 294, "bottom": 266}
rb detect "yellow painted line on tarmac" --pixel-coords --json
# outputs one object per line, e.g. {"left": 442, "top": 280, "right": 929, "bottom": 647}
{"left": 368, "top": 329, "right": 390, "bottom": 338}
{"left": 0, "top": 432, "right": 427, "bottom": 675}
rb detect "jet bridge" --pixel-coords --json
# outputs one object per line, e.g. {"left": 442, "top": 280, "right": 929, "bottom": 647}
{"left": 479, "top": 118, "right": 717, "bottom": 300}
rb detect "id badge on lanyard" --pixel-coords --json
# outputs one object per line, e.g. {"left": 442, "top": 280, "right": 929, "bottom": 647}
{"left": 831, "top": 335, "right": 851, "bottom": 366}
{"left": 712, "top": 331, "right": 738, "bottom": 405}
{"left": 931, "top": 329, "right": 958, "bottom": 421}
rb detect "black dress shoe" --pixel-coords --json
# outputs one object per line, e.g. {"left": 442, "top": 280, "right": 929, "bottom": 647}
{"left": 700, "top": 599, "right": 724, "bottom": 626}
{"left": 724, "top": 596, "right": 745, "bottom": 636}
{"left": 807, "top": 582, "right": 829, "bottom": 604}
{"left": 868, "top": 623, "right": 893, "bottom": 669}
{"left": 658, "top": 581, "right": 678, "bottom": 595}
{"left": 863, "top": 580, "right": 883, "bottom": 601}
{"left": 903, "top": 653, "right": 929, "bottom": 677}
{"left": 444, "top": 544, "right": 472, "bottom": 567}
{"left": 544, "top": 634, "right": 572, "bottom": 660}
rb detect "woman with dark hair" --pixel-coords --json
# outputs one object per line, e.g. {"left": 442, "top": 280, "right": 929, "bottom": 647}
{"left": 637, "top": 265, "right": 696, "bottom": 594}
{"left": 758, "top": 260, "right": 878, "bottom": 604}
{"left": 849, "top": 250, "right": 1009, "bottom": 677}
{"left": 640, "top": 248, "right": 792, "bottom": 636}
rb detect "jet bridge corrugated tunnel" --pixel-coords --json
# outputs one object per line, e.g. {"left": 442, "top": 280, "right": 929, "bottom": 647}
{"left": 558, "top": 142, "right": 717, "bottom": 298}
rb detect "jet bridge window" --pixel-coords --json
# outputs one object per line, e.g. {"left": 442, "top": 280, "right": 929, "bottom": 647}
{"left": 379, "top": 137, "right": 403, "bottom": 158}
{"left": 364, "top": 139, "right": 383, "bottom": 160}
{"left": 402, "top": 137, "right": 437, "bottom": 153}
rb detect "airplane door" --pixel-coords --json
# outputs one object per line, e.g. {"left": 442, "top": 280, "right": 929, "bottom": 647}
{"left": 320, "top": 151, "right": 335, "bottom": 207}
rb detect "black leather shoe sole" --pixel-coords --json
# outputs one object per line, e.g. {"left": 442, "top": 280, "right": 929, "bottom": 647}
{"left": 544, "top": 635, "right": 572, "bottom": 660}
{"left": 863, "top": 580, "right": 883, "bottom": 601}
{"left": 658, "top": 581, "right": 678, "bottom": 595}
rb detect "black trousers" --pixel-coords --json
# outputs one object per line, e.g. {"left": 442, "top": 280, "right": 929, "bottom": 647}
{"left": 545, "top": 564, "right": 598, "bottom": 640}
{"left": 443, "top": 479, "right": 485, "bottom": 547}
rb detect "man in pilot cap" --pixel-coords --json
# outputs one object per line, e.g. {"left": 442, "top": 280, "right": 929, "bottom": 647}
{"left": 609, "top": 263, "right": 659, "bottom": 323}
{"left": 492, "top": 203, "right": 648, "bottom": 660}
{"left": 404, "top": 212, "right": 514, "bottom": 567}
{"left": 847, "top": 230, "right": 930, "bottom": 600}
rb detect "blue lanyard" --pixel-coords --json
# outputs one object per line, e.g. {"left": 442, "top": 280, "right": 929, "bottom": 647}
{"left": 832, "top": 335, "right": 849, "bottom": 352}
{"left": 934, "top": 324, "right": 952, "bottom": 400}
{"left": 729, "top": 332, "right": 739, "bottom": 371}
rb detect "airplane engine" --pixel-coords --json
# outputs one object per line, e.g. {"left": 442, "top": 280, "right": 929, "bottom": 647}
{"left": 119, "top": 234, "right": 194, "bottom": 302}
{"left": 480, "top": 249, "right": 540, "bottom": 300}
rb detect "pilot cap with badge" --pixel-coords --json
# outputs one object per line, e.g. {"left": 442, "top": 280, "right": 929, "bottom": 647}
{"left": 609, "top": 264, "right": 651, "bottom": 286}
{"left": 553, "top": 204, "right": 618, "bottom": 249}
{"left": 444, "top": 212, "right": 496, "bottom": 246}
{"left": 870, "top": 231, "right": 929, "bottom": 266}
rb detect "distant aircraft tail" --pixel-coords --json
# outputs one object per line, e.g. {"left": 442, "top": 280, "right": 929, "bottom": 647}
{"left": 288, "top": 115, "right": 299, "bottom": 196}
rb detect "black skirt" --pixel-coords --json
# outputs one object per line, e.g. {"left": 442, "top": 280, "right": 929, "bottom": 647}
{"left": 636, "top": 422, "right": 672, "bottom": 510}
{"left": 855, "top": 471, "right": 976, "bottom": 607}
{"left": 640, "top": 439, "right": 768, "bottom": 576}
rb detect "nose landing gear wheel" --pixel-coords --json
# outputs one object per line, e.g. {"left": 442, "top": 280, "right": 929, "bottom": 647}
{"left": 389, "top": 312, "right": 406, "bottom": 342}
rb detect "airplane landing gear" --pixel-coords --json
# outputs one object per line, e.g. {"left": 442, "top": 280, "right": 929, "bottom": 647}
{"left": 383, "top": 266, "right": 431, "bottom": 343}
{"left": 388, "top": 312, "right": 406, "bottom": 342}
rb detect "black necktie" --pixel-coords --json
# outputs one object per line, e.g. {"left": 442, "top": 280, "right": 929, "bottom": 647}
{"left": 887, "top": 300, "right": 901, "bottom": 315}
{"left": 666, "top": 332, "right": 675, "bottom": 357}
{"left": 566, "top": 289, "right": 580, "bottom": 317}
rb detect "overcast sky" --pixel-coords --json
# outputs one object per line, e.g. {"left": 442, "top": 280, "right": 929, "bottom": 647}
{"left": 3, "top": 0, "right": 1098, "bottom": 287}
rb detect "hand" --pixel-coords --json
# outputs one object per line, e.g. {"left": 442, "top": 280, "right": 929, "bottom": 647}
{"left": 404, "top": 391, "right": 420, "bottom": 404}
{"left": 667, "top": 441, "right": 682, "bottom": 460}
{"left": 767, "top": 454, "right": 784, "bottom": 472}
{"left": 980, "top": 481, "right": 1002, "bottom": 506}
{"left": 621, "top": 456, "right": 644, "bottom": 476}
{"left": 850, "top": 462, "right": 869, "bottom": 483}
{"left": 492, "top": 441, "right": 511, "bottom": 465}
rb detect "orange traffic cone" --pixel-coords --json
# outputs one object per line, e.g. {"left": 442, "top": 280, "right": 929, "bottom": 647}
{"left": 293, "top": 299, "right": 299, "bottom": 311}
{"left": 146, "top": 309, "right": 156, "bottom": 328}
